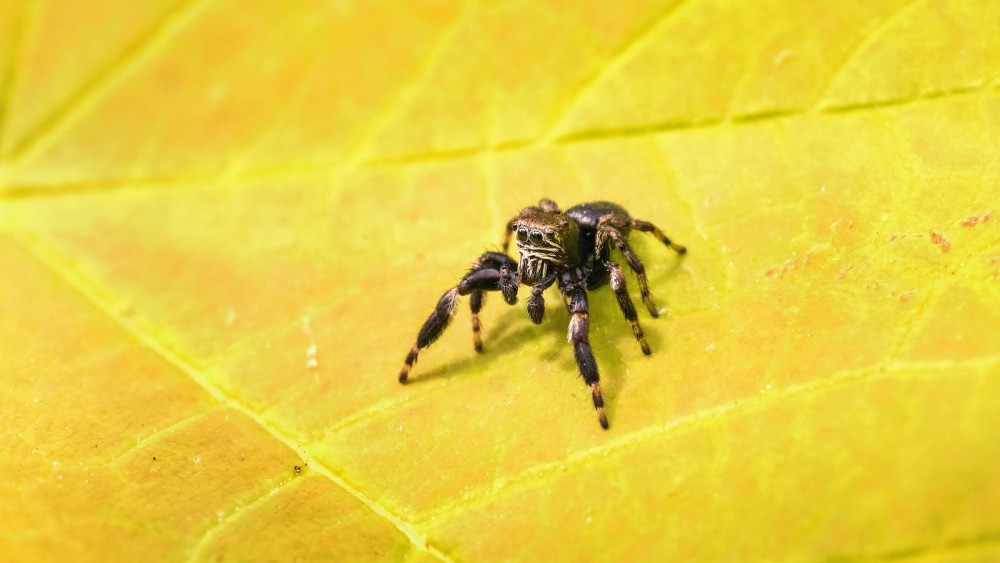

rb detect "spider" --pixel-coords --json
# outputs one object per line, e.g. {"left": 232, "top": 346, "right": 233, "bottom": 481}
{"left": 398, "top": 198, "right": 686, "bottom": 429}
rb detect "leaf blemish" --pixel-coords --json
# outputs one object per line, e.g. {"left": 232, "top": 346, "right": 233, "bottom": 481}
{"left": 961, "top": 211, "right": 992, "bottom": 227}
{"left": 929, "top": 231, "right": 951, "bottom": 252}
{"left": 303, "top": 316, "right": 319, "bottom": 369}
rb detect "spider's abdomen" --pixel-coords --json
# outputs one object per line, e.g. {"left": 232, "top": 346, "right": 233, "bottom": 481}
{"left": 565, "top": 202, "right": 631, "bottom": 288}
{"left": 564, "top": 201, "right": 631, "bottom": 231}
{"left": 565, "top": 202, "right": 631, "bottom": 256}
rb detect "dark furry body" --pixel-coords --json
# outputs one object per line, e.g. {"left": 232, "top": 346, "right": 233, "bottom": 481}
{"left": 565, "top": 201, "right": 627, "bottom": 289}
{"left": 398, "top": 199, "right": 686, "bottom": 429}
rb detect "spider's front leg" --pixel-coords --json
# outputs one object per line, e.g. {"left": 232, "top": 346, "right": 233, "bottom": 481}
{"left": 399, "top": 252, "right": 519, "bottom": 383}
{"left": 471, "top": 257, "right": 519, "bottom": 351}
{"left": 560, "top": 277, "right": 608, "bottom": 429}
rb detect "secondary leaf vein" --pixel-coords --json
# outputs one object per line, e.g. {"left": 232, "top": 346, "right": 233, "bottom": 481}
{"left": 420, "top": 356, "right": 999, "bottom": 523}
{"left": 539, "top": 0, "right": 691, "bottom": 142}
{"left": 6, "top": 0, "right": 211, "bottom": 167}
{"left": 5, "top": 225, "right": 453, "bottom": 563}
{"left": 0, "top": 0, "right": 39, "bottom": 159}
{"left": 813, "top": 0, "right": 928, "bottom": 110}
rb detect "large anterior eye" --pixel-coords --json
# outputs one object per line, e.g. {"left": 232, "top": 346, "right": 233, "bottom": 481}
{"left": 516, "top": 227, "right": 528, "bottom": 242}
{"left": 528, "top": 230, "right": 543, "bottom": 244}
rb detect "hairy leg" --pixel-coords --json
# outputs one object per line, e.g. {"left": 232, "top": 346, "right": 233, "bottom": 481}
{"left": 604, "top": 260, "right": 651, "bottom": 355}
{"left": 526, "top": 274, "right": 557, "bottom": 325}
{"left": 631, "top": 218, "right": 686, "bottom": 254}
{"left": 469, "top": 289, "right": 485, "bottom": 352}
{"left": 561, "top": 278, "right": 608, "bottom": 429}
{"left": 399, "top": 252, "right": 517, "bottom": 383}
{"left": 469, "top": 252, "right": 519, "bottom": 350}
{"left": 598, "top": 220, "right": 661, "bottom": 318}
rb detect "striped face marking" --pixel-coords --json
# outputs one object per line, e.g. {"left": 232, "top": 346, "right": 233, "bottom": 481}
{"left": 515, "top": 226, "right": 560, "bottom": 283}
{"left": 512, "top": 210, "right": 579, "bottom": 285}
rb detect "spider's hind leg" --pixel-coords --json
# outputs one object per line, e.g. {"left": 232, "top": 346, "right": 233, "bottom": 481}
{"left": 598, "top": 217, "right": 661, "bottom": 318}
{"left": 604, "top": 260, "right": 651, "bottom": 355}
{"left": 631, "top": 219, "right": 686, "bottom": 255}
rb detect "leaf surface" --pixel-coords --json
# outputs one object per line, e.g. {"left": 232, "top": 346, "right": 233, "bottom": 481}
{"left": 1, "top": 0, "right": 999, "bottom": 561}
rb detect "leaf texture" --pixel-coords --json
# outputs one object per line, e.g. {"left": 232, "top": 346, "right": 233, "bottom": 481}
{"left": 1, "top": 0, "right": 999, "bottom": 561}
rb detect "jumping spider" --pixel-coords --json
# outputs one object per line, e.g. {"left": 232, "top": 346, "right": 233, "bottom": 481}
{"left": 398, "top": 199, "right": 686, "bottom": 429}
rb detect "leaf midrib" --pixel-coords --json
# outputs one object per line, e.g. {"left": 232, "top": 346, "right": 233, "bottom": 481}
{"left": 3, "top": 224, "right": 453, "bottom": 563}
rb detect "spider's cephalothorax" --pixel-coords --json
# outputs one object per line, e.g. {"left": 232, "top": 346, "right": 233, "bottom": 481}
{"left": 510, "top": 207, "right": 580, "bottom": 284}
{"left": 398, "top": 198, "right": 686, "bottom": 429}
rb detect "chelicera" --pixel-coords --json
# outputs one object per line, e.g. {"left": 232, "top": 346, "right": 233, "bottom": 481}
{"left": 398, "top": 199, "right": 686, "bottom": 429}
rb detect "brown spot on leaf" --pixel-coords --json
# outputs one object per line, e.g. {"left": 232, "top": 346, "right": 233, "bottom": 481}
{"left": 765, "top": 252, "right": 812, "bottom": 279}
{"left": 930, "top": 231, "right": 951, "bottom": 252}
{"left": 961, "top": 211, "right": 992, "bottom": 227}
{"left": 892, "top": 290, "right": 914, "bottom": 303}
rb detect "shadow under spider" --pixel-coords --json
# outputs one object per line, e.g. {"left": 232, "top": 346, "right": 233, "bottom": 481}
{"left": 407, "top": 247, "right": 688, "bottom": 427}
{"left": 405, "top": 306, "right": 560, "bottom": 384}
{"left": 404, "top": 295, "right": 662, "bottom": 423}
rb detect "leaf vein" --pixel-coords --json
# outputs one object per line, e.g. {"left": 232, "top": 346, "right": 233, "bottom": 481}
{"left": 539, "top": 0, "right": 692, "bottom": 142}
{"left": 5, "top": 225, "right": 453, "bottom": 563}
{"left": 825, "top": 529, "right": 1000, "bottom": 562}
{"left": 342, "top": 1, "right": 477, "bottom": 171}
{"left": 185, "top": 472, "right": 306, "bottom": 562}
{"left": 6, "top": 0, "right": 211, "bottom": 167}
{"left": 3, "top": 86, "right": 998, "bottom": 198}
{"left": 420, "top": 356, "right": 1000, "bottom": 523}
{"left": 821, "top": 83, "right": 994, "bottom": 115}
{"left": 106, "top": 407, "right": 222, "bottom": 467}
{"left": 813, "top": 0, "right": 928, "bottom": 110}
{"left": 0, "top": 0, "right": 39, "bottom": 159}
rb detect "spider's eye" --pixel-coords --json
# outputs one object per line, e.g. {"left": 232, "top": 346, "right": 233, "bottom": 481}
{"left": 546, "top": 231, "right": 557, "bottom": 240}
{"left": 528, "top": 230, "right": 544, "bottom": 244}
{"left": 516, "top": 227, "right": 528, "bottom": 242}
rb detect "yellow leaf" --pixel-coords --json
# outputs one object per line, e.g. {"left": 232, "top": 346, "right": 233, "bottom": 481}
{"left": 2, "top": 0, "right": 999, "bottom": 561}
